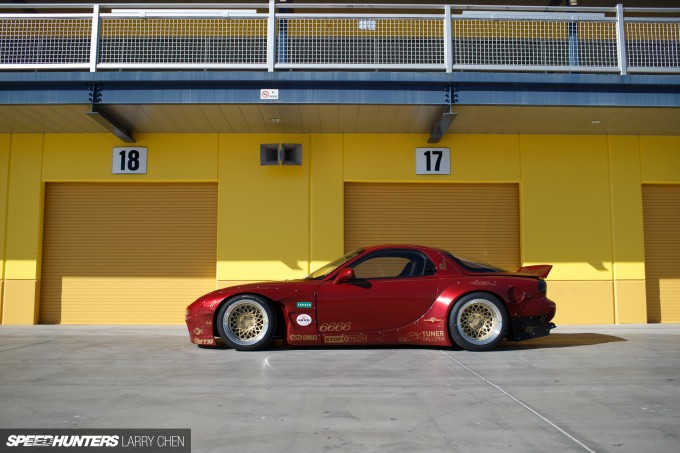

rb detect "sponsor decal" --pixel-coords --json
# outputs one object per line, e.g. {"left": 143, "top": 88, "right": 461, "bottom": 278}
{"left": 421, "top": 330, "right": 446, "bottom": 342}
{"left": 290, "top": 334, "right": 318, "bottom": 342}
{"left": 471, "top": 280, "right": 496, "bottom": 286}
{"left": 193, "top": 338, "right": 214, "bottom": 345}
{"left": 192, "top": 327, "right": 203, "bottom": 336}
{"left": 208, "top": 301, "right": 219, "bottom": 310}
{"left": 399, "top": 330, "right": 446, "bottom": 343}
{"left": 438, "top": 261, "right": 447, "bottom": 270}
{"left": 422, "top": 317, "right": 443, "bottom": 324}
{"left": 318, "top": 322, "right": 351, "bottom": 332}
{"left": 296, "top": 301, "right": 313, "bottom": 309}
{"left": 296, "top": 314, "right": 313, "bottom": 327}
{"left": 399, "top": 332, "right": 421, "bottom": 342}
{"left": 324, "top": 334, "right": 367, "bottom": 344}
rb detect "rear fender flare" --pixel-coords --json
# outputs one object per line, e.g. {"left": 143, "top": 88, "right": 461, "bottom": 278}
{"left": 439, "top": 287, "right": 513, "bottom": 340}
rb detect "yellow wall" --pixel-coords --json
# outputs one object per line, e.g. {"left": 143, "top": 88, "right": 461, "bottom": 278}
{"left": 309, "top": 134, "right": 345, "bottom": 272}
{"left": 640, "top": 136, "right": 680, "bottom": 183}
{"left": 0, "top": 135, "right": 11, "bottom": 320}
{"left": 1, "top": 131, "right": 679, "bottom": 325}
{"left": 344, "top": 134, "right": 520, "bottom": 182}
{"left": 608, "top": 136, "right": 647, "bottom": 324}
{"left": 217, "top": 134, "right": 311, "bottom": 283}
{"left": 520, "top": 136, "right": 616, "bottom": 323}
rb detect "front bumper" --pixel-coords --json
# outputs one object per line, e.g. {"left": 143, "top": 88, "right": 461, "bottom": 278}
{"left": 185, "top": 305, "right": 218, "bottom": 347}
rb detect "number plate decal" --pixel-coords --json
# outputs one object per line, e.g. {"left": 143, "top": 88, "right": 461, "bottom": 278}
{"left": 415, "top": 147, "right": 450, "bottom": 175}
{"left": 113, "top": 147, "right": 148, "bottom": 174}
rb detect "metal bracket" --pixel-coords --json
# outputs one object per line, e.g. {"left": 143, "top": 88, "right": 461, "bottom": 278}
{"left": 85, "top": 84, "right": 135, "bottom": 143}
{"left": 428, "top": 85, "right": 458, "bottom": 143}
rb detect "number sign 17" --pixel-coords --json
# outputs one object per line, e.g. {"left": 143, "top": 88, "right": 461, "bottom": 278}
{"left": 416, "top": 148, "right": 450, "bottom": 175}
{"left": 113, "top": 147, "right": 147, "bottom": 174}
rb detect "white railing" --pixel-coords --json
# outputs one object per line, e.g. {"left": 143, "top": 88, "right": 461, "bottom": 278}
{"left": 0, "top": 2, "right": 678, "bottom": 74}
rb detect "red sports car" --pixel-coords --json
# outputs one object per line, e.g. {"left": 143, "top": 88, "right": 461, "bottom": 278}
{"left": 185, "top": 245, "right": 556, "bottom": 352}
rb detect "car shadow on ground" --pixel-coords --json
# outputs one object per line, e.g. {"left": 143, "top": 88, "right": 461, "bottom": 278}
{"left": 205, "top": 332, "right": 625, "bottom": 352}
{"left": 497, "top": 333, "right": 626, "bottom": 350}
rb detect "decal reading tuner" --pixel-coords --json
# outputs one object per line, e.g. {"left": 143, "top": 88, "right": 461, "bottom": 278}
{"left": 421, "top": 331, "right": 446, "bottom": 342}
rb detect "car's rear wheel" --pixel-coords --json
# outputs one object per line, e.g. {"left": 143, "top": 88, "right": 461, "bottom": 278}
{"left": 449, "top": 293, "right": 508, "bottom": 351}
{"left": 216, "top": 294, "right": 276, "bottom": 351}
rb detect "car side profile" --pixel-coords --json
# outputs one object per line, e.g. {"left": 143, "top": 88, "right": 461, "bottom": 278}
{"left": 186, "top": 245, "right": 556, "bottom": 352}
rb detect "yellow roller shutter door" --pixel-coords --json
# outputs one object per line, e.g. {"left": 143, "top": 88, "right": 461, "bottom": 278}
{"left": 643, "top": 185, "right": 680, "bottom": 323}
{"left": 40, "top": 183, "right": 217, "bottom": 324}
{"left": 345, "top": 183, "right": 520, "bottom": 271}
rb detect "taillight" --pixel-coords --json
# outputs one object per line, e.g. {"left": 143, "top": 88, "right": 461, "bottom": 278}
{"left": 538, "top": 279, "right": 547, "bottom": 293}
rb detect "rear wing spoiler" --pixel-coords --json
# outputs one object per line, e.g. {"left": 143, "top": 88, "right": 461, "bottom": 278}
{"left": 516, "top": 265, "right": 552, "bottom": 279}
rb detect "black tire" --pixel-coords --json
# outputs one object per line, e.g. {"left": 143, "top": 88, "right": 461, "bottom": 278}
{"left": 449, "top": 293, "right": 508, "bottom": 351}
{"left": 216, "top": 294, "right": 276, "bottom": 351}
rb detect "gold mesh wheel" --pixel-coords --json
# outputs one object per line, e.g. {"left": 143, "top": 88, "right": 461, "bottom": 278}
{"left": 458, "top": 299, "right": 501, "bottom": 344}
{"left": 219, "top": 296, "right": 273, "bottom": 349}
{"left": 227, "top": 303, "right": 266, "bottom": 342}
{"left": 453, "top": 296, "right": 505, "bottom": 349}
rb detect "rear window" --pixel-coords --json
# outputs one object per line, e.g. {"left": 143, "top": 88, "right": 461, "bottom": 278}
{"left": 445, "top": 252, "right": 504, "bottom": 273}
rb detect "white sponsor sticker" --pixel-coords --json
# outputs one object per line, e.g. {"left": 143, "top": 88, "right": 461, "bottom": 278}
{"left": 296, "top": 314, "right": 312, "bottom": 327}
{"left": 260, "top": 89, "right": 279, "bottom": 100}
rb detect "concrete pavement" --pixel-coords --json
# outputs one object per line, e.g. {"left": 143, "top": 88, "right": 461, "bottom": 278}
{"left": 1, "top": 324, "right": 679, "bottom": 452}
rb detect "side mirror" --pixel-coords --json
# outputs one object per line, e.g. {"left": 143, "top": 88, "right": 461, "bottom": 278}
{"left": 333, "top": 268, "right": 355, "bottom": 284}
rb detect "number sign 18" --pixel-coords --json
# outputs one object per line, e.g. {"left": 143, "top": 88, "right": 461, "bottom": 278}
{"left": 113, "top": 147, "right": 147, "bottom": 174}
{"left": 416, "top": 148, "right": 450, "bottom": 175}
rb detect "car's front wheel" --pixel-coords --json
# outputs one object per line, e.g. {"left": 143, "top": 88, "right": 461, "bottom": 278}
{"left": 216, "top": 294, "right": 276, "bottom": 351}
{"left": 449, "top": 293, "right": 508, "bottom": 351}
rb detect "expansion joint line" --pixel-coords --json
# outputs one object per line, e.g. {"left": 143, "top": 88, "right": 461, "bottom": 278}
{"left": 440, "top": 351, "right": 596, "bottom": 453}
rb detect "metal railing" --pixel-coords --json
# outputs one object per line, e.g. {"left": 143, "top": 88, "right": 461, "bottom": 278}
{"left": 0, "top": 2, "right": 678, "bottom": 74}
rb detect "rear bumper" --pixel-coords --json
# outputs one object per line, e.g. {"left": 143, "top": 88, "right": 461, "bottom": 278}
{"left": 510, "top": 316, "right": 556, "bottom": 341}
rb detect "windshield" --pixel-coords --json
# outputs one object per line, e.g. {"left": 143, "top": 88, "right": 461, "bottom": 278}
{"left": 305, "top": 248, "right": 363, "bottom": 280}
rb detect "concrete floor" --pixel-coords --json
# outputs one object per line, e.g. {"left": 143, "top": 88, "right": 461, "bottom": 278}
{"left": 1, "top": 324, "right": 679, "bottom": 452}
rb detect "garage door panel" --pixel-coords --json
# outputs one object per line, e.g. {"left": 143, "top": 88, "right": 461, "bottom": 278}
{"left": 643, "top": 184, "right": 680, "bottom": 323}
{"left": 40, "top": 183, "right": 217, "bottom": 324}
{"left": 345, "top": 183, "right": 520, "bottom": 271}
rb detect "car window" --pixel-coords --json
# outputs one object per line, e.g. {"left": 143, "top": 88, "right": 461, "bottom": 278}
{"left": 350, "top": 250, "right": 434, "bottom": 280}
{"left": 305, "top": 248, "right": 363, "bottom": 280}
{"left": 444, "top": 252, "right": 504, "bottom": 273}
{"left": 353, "top": 256, "right": 410, "bottom": 279}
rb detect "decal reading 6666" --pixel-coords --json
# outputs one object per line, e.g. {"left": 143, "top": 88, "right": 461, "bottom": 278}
{"left": 416, "top": 148, "right": 450, "bottom": 175}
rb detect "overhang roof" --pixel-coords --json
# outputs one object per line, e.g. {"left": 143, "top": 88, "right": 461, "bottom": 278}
{"left": 1, "top": 71, "right": 679, "bottom": 137}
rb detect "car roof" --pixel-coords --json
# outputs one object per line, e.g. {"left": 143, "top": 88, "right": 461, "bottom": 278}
{"left": 359, "top": 244, "right": 442, "bottom": 254}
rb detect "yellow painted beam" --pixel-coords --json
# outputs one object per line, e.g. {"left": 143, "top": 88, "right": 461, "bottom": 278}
{"left": 3, "top": 135, "right": 43, "bottom": 324}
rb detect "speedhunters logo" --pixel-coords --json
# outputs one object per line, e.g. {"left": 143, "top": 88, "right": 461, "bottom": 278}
{"left": 5, "top": 435, "right": 119, "bottom": 447}
{"left": 1, "top": 430, "right": 190, "bottom": 452}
